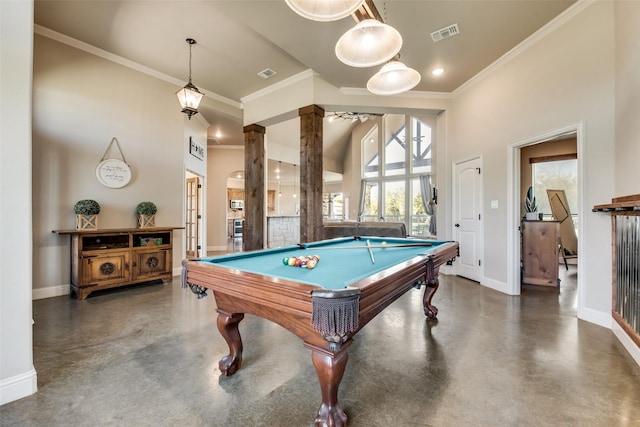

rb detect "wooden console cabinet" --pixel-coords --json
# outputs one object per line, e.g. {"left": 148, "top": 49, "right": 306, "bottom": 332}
{"left": 521, "top": 220, "right": 560, "bottom": 287}
{"left": 54, "top": 227, "right": 183, "bottom": 299}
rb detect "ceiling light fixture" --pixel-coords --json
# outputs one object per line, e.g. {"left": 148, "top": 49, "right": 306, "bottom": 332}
{"left": 335, "top": 19, "right": 402, "bottom": 67}
{"left": 292, "top": 164, "right": 297, "bottom": 198}
{"left": 367, "top": 59, "right": 421, "bottom": 95}
{"left": 284, "top": 0, "right": 365, "bottom": 22}
{"left": 432, "top": 68, "right": 444, "bottom": 76}
{"left": 176, "top": 38, "right": 203, "bottom": 120}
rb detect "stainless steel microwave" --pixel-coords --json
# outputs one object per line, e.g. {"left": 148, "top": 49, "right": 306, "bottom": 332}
{"left": 230, "top": 199, "right": 244, "bottom": 209}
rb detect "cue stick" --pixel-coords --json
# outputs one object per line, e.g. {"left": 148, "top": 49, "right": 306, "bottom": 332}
{"left": 300, "top": 242, "right": 433, "bottom": 250}
{"left": 366, "top": 239, "right": 375, "bottom": 264}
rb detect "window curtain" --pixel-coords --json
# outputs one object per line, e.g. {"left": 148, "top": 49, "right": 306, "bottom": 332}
{"left": 419, "top": 174, "right": 436, "bottom": 235}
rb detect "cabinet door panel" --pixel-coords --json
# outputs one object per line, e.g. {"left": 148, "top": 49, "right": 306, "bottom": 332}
{"left": 81, "top": 252, "right": 130, "bottom": 285}
{"left": 133, "top": 249, "right": 171, "bottom": 280}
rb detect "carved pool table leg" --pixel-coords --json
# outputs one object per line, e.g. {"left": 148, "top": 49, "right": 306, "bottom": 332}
{"left": 311, "top": 347, "right": 349, "bottom": 427}
{"left": 423, "top": 275, "right": 440, "bottom": 318}
{"left": 216, "top": 310, "right": 244, "bottom": 376}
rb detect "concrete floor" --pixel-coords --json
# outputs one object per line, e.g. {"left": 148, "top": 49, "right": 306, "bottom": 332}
{"left": 2, "top": 265, "right": 640, "bottom": 426}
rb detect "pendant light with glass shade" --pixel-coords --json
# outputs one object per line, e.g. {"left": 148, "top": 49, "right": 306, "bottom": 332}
{"left": 292, "top": 164, "right": 297, "bottom": 198}
{"left": 367, "top": 58, "right": 421, "bottom": 95}
{"left": 335, "top": 18, "right": 402, "bottom": 67}
{"left": 285, "top": 0, "right": 365, "bottom": 22}
{"left": 176, "top": 38, "right": 203, "bottom": 120}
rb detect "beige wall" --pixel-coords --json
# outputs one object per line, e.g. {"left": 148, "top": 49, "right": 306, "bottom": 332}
{"left": 32, "top": 35, "right": 199, "bottom": 296}
{"left": 614, "top": 1, "right": 640, "bottom": 197}
{"left": 449, "top": 1, "right": 615, "bottom": 316}
{"left": 1, "top": 0, "right": 37, "bottom": 404}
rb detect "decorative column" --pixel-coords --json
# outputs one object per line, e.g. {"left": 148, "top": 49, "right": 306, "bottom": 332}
{"left": 243, "top": 124, "right": 266, "bottom": 251}
{"left": 299, "top": 105, "right": 325, "bottom": 243}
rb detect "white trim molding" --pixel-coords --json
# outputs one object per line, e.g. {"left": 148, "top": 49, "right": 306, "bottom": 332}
{"left": 0, "top": 368, "right": 37, "bottom": 405}
{"left": 32, "top": 284, "right": 69, "bottom": 300}
{"left": 612, "top": 321, "right": 640, "bottom": 367}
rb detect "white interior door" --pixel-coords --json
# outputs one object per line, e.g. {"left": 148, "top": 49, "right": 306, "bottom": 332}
{"left": 453, "top": 157, "right": 483, "bottom": 282}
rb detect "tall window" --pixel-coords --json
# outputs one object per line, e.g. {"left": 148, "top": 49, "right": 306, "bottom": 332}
{"left": 360, "top": 115, "right": 436, "bottom": 236}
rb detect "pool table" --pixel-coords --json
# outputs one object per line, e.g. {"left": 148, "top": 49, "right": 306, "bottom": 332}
{"left": 182, "top": 236, "right": 458, "bottom": 426}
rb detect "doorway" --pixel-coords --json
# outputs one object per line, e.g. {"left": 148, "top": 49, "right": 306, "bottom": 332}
{"left": 185, "top": 171, "right": 203, "bottom": 258}
{"left": 507, "top": 124, "right": 584, "bottom": 316}
{"left": 452, "top": 156, "right": 483, "bottom": 282}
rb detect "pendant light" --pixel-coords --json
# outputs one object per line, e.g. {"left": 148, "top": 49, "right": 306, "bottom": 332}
{"left": 367, "top": 59, "right": 421, "bottom": 95}
{"left": 292, "top": 164, "right": 297, "bottom": 198}
{"left": 176, "top": 38, "right": 203, "bottom": 120}
{"left": 285, "top": 0, "right": 365, "bottom": 22}
{"left": 335, "top": 19, "right": 402, "bottom": 67}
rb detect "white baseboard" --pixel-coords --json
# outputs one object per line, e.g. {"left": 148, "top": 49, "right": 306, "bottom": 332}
{"left": 172, "top": 267, "right": 182, "bottom": 277}
{"left": 439, "top": 265, "right": 453, "bottom": 275}
{"left": 579, "top": 306, "right": 612, "bottom": 329}
{"left": 612, "top": 321, "right": 640, "bottom": 367}
{"left": 32, "top": 284, "right": 69, "bottom": 300}
{"left": 0, "top": 368, "right": 37, "bottom": 405}
{"left": 481, "top": 276, "right": 510, "bottom": 294}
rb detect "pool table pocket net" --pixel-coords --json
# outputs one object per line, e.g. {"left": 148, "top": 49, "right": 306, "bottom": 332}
{"left": 311, "top": 288, "right": 360, "bottom": 346}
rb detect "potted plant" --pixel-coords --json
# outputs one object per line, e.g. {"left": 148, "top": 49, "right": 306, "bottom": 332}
{"left": 524, "top": 186, "right": 539, "bottom": 220}
{"left": 74, "top": 199, "right": 100, "bottom": 230}
{"left": 136, "top": 201, "right": 157, "bottom": 228}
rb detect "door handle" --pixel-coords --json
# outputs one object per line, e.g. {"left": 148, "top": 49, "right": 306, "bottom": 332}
{"left": 455, "top": 223, "right": 460, "bottom": 227}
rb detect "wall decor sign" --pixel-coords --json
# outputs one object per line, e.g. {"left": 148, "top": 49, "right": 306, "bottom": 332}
{"left": 189, "top": 137, "right": 205, "bottom": 161}
{"left": 96, "top": 137, "right": 132, "bottom": 188}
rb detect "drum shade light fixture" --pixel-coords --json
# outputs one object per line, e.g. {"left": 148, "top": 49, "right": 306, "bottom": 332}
{"left": 367, "top": 59, "right": 421, "bottom": 95}
{"left": 335, "top": 19, "right": 402, "bottom": 67}
{"left": 285, "top": 0, "right": 365, "bottom": 22}
{"left": 176, "top": 38, "right": 203, "bottom": 120}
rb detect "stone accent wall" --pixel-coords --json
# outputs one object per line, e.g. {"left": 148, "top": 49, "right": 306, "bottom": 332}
{"left": 267, "top": 216, "right": 300, "bottom": 248}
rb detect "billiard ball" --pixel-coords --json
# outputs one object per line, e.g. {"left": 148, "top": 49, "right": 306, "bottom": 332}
{"left": 307, "top": 259, "right": 316, "bottom": 269}
{"left": 283, "top": 257, "right": 289, "bottom": 265}
{"left": 381, "top": 241, "right": 387, "bottom": 247}
{"left": 288, "top": 257, "right": 296, "bottom": 266}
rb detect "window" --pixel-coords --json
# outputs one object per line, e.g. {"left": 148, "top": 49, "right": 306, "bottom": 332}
{"left": 322, "top": 192, "right": 344, "bottom": 220}
{"left": 363, "top": 126, "right": 379, "bottom": 178}
{"left": 359, "top": 115, "right": 436, "bottom": 236}
{"left": 531, "top": 156, "right": 577, "bottom": 231}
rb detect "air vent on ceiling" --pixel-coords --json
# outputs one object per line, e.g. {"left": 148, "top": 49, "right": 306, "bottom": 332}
{"left": 257, "top": 68, "right": 277, "bottom": 79}
{"left": 430, "top": 23, "right": 460, "bottom": 43}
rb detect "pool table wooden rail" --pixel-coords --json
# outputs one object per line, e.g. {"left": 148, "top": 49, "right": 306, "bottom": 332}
{"left": 182, "top": 240, "right": 458, "bottom": 427}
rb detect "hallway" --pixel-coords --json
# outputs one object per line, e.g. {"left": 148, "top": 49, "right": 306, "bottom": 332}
{"left": 1, "top": 269, "right": 639, "bottom": 426}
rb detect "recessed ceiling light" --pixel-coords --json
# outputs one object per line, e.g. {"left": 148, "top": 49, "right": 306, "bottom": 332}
{"left": 432, "top": 68, "right": 445, "bottom": 76}
{"left": 215, "top": 131, "right": 222, "bottom": 138}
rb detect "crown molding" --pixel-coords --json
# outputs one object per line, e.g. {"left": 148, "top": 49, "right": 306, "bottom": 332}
{"left": 339, "top": 86, "right": 452, "bottom": 99}
{"left": 240, "top": 69, "right": 316, "bottom": 103}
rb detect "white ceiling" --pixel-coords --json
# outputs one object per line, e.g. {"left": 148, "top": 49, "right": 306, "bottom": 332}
{"left": 34, "top": 0, "right": 576, "bottom": 162}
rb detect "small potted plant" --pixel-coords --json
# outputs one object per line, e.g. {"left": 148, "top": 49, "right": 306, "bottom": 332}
{"left": 136, "top": 201, "right": 157, "bottom": 228}
{"left": 74, "top": 199, "right": 100, "bottom": 230}
{"left": 524, "top": 186, "right": 539, "bottom": 220}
